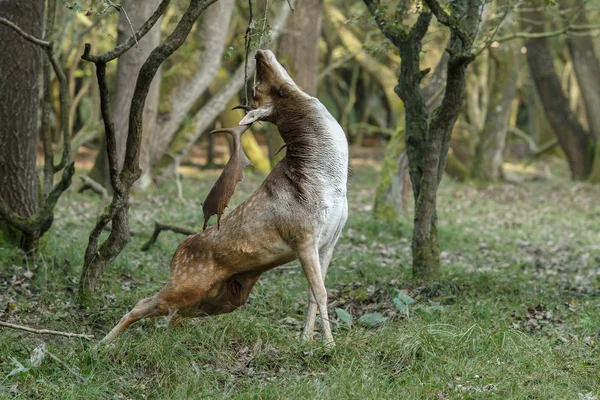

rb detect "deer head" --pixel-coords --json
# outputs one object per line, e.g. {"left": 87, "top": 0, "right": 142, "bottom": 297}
{"left": 202, "top": 124, "right": 253, "bottom": 230}
{"left": 234, "top": 49, "right": 308, "bottom": 125}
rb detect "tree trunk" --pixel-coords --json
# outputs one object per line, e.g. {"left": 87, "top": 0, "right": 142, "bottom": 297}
{"left": 373, "top": 128, "right": 411, "bottom": 220}
{"left": 152, "top": 0, "right": 234, "bottom": 167}
{"left": 79, "top": 0, "right": 214, "bottom": 306}
{"left": 89, "top": 0, "right": 163, "bottom": 188}
{"left": 0, "top": 0, "right": 44, "bottom": 251}
{"left": 559, "top": 0, "right": 600, "bottom": 140}
{"left": 399, "top": 1, "right": 481, "bottom": 281}
{"left": 472, "top": 41, "right": 519, "bottom": 181}
{"left": 521, "top": 6, "right": 592, "bottom": 180}
{"left": 278, "top": 0, "right": 323, "bottom": 96}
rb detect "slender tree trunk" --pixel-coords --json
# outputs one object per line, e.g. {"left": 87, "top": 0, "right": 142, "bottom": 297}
{"left": 374, "top": 53, "right": 448, "bottom": 220}
{"left": 472, "top": 41, "right": 519, "bottom": 181}
{"left": 89, "top": 0, "right": 162, "bottom": 188}
{"left": 521, "top": 6, "right": 592, "bottom": 180}
{"left": 0, "top": 0, "right": 44, "bottom": 251}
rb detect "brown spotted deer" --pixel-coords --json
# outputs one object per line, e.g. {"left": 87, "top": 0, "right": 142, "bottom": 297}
{"left": 102, "top": 50, "right": 349, "bottom": 346}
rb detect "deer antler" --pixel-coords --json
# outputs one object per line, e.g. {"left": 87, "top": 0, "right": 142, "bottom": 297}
{"left": 202, "top": 124, "right": 254, "bottom": 230}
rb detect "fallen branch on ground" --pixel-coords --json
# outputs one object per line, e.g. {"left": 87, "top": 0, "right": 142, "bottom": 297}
{"left": 0, "top": 321, "right": 94, "bottom": 340}
{"left": 141, "top": 221, "right": 197, "bottom": 251}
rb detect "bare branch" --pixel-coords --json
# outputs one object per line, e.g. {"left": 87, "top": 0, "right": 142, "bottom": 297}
{"left": 362, "top": 0, "right": 407, "bottom": 45}
{"left": 81, "top": 0, "right": 170, "bottom": 63}
{"left": 422, "top": 0, "right": 471, "bottom": 45}
{"left": 0, "top": 321, "right": 94, "bottom": 340}
{"left": 141, "top": 222, "right": 196, "bottom": 251}
{"left": 0, "top": 17, "right": 50, "bottom": 47}
{"left": 286, "top": 0, "right": 295, "bottom": 12}
{"left": 79, "top": 0, "right": 218, "bottom": 305}
{"left": 494, "top": 23, "right": 600, "bottom": 42}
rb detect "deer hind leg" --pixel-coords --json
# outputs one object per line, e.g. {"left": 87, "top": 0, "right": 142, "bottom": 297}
{"left": 301, "top": 246, "right": 334, "bottom": 342}
{"left": 101, "top": 295, "right": 163, "bottom": 343}
{"left": 298, "top": 244, "right": 334, "bottom": 347}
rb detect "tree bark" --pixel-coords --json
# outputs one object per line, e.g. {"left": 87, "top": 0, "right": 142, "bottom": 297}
{"left": 472, "top": 41, "right": 519, "bottom": 181}
{"left": 0, "top": 0, "right": 44, "bottom": 250}
{"left": 278, "top": 0, "right": 323, "bottom": 96}
{"left": 89, "top": 0, "right": 163, "bottom": 189}
{"left": 363, "top": 0, "right": 482, "bottom": 281}
{"left": 79, "top": 0, "right": 214, "bottom": 306}
{"left": 521, "top": 6, "right": 592, "bottom": 180}
{"left": 559, "top": 0, "right": 600, "bottom": 140}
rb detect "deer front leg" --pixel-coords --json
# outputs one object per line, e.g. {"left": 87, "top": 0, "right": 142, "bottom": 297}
{"left": 298, "top": 244, "right": 334, "bottom": 347}
{"left": 101, "top": 295, "right": 163, "bottom": 343}
{"left": 301, "top": 246, "right": 334, "bottom": 342}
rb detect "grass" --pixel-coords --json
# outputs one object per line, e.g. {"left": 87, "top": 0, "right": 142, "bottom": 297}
{"left": 1, "top": 163, "right": 599, "bottom": 399}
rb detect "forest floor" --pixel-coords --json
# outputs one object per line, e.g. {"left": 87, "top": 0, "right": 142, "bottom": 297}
{"left": 1, "top": 160, "right": 599, "bottom": 399}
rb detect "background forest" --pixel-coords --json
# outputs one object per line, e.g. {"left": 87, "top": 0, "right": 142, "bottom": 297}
{"left": 0, "top": 0, "right": 599, "bottom": 398}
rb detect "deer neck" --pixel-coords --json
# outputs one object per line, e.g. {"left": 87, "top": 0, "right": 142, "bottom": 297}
{"left": 274, "top": 96, "right": 348, "bottom": 185}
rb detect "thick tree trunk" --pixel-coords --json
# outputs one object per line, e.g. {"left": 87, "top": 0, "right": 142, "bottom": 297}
{"left": 0, "top": 1, "right": 44, "bottom": 251}
{"left": 472, "top": 41, "right": 519, "bottom": 181}
{"left": 521, "top": 7, "right": 592, "bottom": 180}
{"left": 278, "top": 0, "right": 323, "bottom": 96}
{"left": 89, "top": 0, "right": 162, "bottom": 188}
{"left": 559, "top": 0, "right": 600, "bottom": 140}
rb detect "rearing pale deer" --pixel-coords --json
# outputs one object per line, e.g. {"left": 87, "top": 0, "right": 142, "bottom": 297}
{"left": 102, "top": 50, "right": 349, "bottom": 346}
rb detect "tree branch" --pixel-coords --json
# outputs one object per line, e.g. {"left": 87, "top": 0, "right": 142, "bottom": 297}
{"left": 81, "top": 0, "right": 170, "bottom": 64}
{"left": 422, "top": 0, "right": 471, "bottom": 45}
{"left": 79, "top": 0, "right": 217, "bottom": 305}
{"left": 494, "top": 23, "right": 600, "bottom": 42}
{"left": 362, "top": 0, "right": 408, "bottom": 45}
{"left": 0, "top": 17, "right": 50, "bottom": 47}
{"left": 141, "top": 221, "right": 196, "bottom": 251}
{"left": 0, "top": 321, "right": 94, "bottom": 340}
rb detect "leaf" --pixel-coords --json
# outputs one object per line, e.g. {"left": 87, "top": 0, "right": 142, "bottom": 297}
{"left": 415, "top": 305, "right": 446, "bottom": 314}
{"left": 358, "top": 312, "right": 388, "bottom": 328}
{"left": 335, "top": 308, "right": 353, "bottom": 327}
{"left": 29, "top": 344, "right": 46, "bottom": 368}
{"left": 393, "top": 289, "right": 415, "bottom": 312}
{"left": 6, "top": 357, "right": 30, "bottom": 378}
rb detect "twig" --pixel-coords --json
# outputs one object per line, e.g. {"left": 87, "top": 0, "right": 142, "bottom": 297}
{"left": 141, "top": 222, "right": 197, "bottom": 251}
{"left": 0, "top": 321, "right": 94, "bottom": 340}
{"left": 493, "top": 23, "right": 600, "bottom": 43}
{"left": 108, "top": 0, "right": 140, "bottom": 51}
{"left": 43, "top": 348, "right": 88, "bottom": 382}
{"left": 286, "top": 0, "right": 295, "bottom": 12}
{"left": 0, "top": 17, "right": 51, "bottom": 47}
{"left": 243, "top": 0, "right": 254, "bottom": 106}
{"left": 81, "top": 0, "right": 170, "bottom": 63}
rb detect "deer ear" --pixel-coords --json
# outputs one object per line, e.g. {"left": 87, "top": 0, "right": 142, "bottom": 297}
{"left": 239, "top": 105, "right": 273, "bottom": 125}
